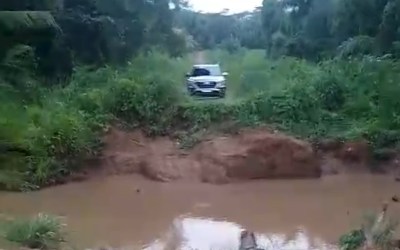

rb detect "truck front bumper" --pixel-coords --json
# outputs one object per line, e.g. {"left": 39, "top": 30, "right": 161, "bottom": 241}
{"left": 188, "top": 86, "right": 226, "bottom": 97}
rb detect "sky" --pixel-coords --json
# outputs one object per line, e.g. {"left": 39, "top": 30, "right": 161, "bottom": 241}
{"left": 188, "top": 0, "right": 262, "bottom": 14}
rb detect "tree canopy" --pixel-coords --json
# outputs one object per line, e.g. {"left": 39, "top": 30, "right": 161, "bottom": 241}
{"left": 0, "top": 0, "right": 189, "bottom": 80}
{"left": 177, "top": 0, "right": 400, "bottom": 60}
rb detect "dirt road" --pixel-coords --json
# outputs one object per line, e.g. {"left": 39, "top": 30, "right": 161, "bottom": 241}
{"left": 193, "top": 51, "right": 207, "bottom": 64}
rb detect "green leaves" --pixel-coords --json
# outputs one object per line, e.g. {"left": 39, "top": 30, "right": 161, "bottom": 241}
{"left": 339, "top": 229, "right": 366, "bottom": 250}
{"left": 259, "top": 0, "right": 400, "bottom": 60}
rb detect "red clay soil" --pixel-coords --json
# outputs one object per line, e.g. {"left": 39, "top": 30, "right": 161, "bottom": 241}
{"left": 92, "top": 127, "right": 321, "bottom": 183}
{"left": 69, "top": 127, "right": 400, "bottom": 185}
{"left": 315, "top": 139, "right": 376, "bottom": 175}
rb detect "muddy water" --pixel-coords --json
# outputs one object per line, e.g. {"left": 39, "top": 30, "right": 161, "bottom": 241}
{"left": 0, "top": 174, "right": 399, "bottom": 249}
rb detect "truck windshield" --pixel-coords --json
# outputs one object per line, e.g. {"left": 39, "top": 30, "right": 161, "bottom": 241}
{"left": 191, "top": 66, "right": 221, "bottom": 77}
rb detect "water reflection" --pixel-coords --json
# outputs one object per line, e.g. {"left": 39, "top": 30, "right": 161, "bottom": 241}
{"left": 144, "top": 217, "right": 338, "bottom": 250}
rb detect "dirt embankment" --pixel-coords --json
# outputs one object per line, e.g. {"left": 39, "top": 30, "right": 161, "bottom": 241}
{"left": 78, "top": 127, "right": 400, "bottom": 183}
{"left": 88, "top": 127, "right": 322, "bottom": 183}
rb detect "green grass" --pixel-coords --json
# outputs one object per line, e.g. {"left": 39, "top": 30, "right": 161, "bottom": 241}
{"left": 0, "top": 213, "right": 66, "bottom": 249}
{"left": 205, "top": 49, "right": 320, "bottom": 100}
{"left": 0, "top": 51, "right": 191, "bottom": 190}
{"left": 2, "top": 49, "right": 400, "bottom": 190}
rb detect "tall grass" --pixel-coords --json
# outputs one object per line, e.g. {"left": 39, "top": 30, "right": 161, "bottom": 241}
{"left": 205, "top": 49, "right": 320, "bottom": 99}
{"left": 0, "top": 213, "right": 66, "bottom": 249}
{"left": 1, "top": 49, "right": 400, "bottom": 190}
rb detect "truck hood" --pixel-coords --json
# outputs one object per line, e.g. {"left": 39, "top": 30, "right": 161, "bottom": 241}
{"left": 188, "top": 76, "right": 225, "bottom": 82}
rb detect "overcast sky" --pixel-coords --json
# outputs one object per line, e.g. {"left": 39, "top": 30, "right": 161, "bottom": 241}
{"left": 188, "top": 0, "right": 262, "bottom": 13}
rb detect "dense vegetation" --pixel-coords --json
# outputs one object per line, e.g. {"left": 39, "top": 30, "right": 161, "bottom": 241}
{"left": 176, "top": 8, "right": 265, "bottom": 51}
{"left": 0, "top": 0, "right": 190, "bottom": 190}
{"left": 179, "top": 0, "right": 400, "bottom": 59}
{"left": 261, "top": 0, "right": 400, "bottom": 60}
{"left": 1, "top": 0, "right": 400, "bottom": 192}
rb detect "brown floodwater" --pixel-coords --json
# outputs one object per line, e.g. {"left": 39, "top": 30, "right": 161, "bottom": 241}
{"left": 0, "top": 174, "right": 399, "bottom": 249}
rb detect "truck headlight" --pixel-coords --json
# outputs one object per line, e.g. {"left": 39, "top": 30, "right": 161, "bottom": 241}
{"left": 187, "top": 80, "right": 195, "bottom": 87}
{"left": 216, "top": 81, "right": 226, "bottom": 88}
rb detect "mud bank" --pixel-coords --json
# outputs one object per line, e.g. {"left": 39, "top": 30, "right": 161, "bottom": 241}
{"left": 93, "top": 127, "right": 321, "bottom": 183}
{"left": 78, "top": 127, "right": 393, "bottom": 184}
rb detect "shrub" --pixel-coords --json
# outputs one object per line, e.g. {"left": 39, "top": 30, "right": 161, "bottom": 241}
{"left": 106, "top": 77, "right": 182, "bottom": 135}
{"left": 337, "top": 36, "right": 377, "bottom": 58}
{"left": 314, "top": 72, "right": 347, "bottom": 111}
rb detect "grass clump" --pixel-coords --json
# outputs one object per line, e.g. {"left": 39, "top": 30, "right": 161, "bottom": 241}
{"left": 1, "top": 213, "right": 66, "bottom": 250}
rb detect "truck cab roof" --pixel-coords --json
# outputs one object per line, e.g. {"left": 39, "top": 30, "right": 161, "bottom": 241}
{"left": 193, "top": 64, "right": 220, "bottom": 68}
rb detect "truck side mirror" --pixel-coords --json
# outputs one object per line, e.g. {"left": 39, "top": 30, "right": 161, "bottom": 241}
{"left": 222, "top": 72, "right": 229, "bottom": 76}
{"left": 185, "top": 72, "right": 191, "bottom": 78}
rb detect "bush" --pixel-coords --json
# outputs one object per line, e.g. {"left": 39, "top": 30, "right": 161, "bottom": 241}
{"left": 106, "top": 77, "right": 182, "bottom": 135}
{"left": 1, "top": 213, "right": 66, "bottom": 250}
{"left": 104, "top": 52, "right": 188, "bottom": 134}
{"left": 314, "top": 72, "right": 347, "bottom": 111}
{"left": 337, "top": 36, "right": 377, "bottom": 58}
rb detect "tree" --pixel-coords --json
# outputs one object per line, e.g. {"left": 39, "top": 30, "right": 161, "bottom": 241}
{"left": 176, "top": 9, "right": 266, "bottom": 50}
{"left": 0, "top": 0, "right": 188, "bottom": 84}
{"left": 259, "top": 0, "right": 400, "bottom": 60}
{"left": 378, "top": 0, "right": 400, "bottom": 52}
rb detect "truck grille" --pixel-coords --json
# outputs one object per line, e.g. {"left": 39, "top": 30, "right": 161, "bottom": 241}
{"left": 196, "top": 82, "right": 216, "bottom": 88}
